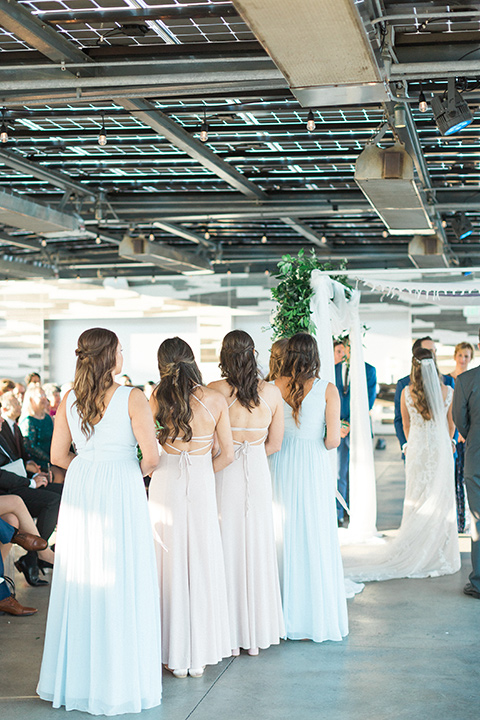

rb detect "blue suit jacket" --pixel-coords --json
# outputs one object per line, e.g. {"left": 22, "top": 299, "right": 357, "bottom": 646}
{"left": 394, "top": 373, "right": 455, "bottom": 449}
{"left": 335, "top": 361, "right": 377, "bottom": 422}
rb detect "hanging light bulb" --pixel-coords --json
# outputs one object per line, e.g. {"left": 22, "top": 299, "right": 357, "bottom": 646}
{"left": 98, "top": 113, "right": 107, "bottom": 146}
{"left": 200, "top": 111, "right": 208, "bottom": 143}
{"left": 95, "top": 235, "right": 101, "bottom": 244}
{"left": 306, "top": 110, "right": 316, "bottom": 132}
{"left": 419, "top": 90, "right": 428, "bottom": 113}
{"left": 261, "top": 233, "right": 267, "bottom": 244}
{"left": 204, "top": 228, "right": 210, "bottom": 240}
{"left": 321, "top": 234, "right": 327, "bottom": 244}
{"left": 149, "top": 232, "right": 155, "bottom": 241}
{"left": 41, "top": 238, "right": 47, "bottom": 247}
{"left": 0, "top": 109, "right": 8, "bottom": 144}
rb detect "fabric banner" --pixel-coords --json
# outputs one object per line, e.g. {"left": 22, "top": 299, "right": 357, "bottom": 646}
{"left": 353, "top": 275, "right": 480, "bottom": 306}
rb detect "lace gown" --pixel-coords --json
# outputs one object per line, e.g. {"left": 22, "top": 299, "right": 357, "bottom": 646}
{"left": 343, "top": 386, "right": 461, "bottom": 581}
{"left": 215, "top": 396, "right": 285, "bottom": 652}
{"left": 37, "top": 387, "right": 162, "bottom": 716}
{"left": 269, "top": 379, "right": 348, "bottom": 642}
{"left": 149, "top": 393, "right": 231, "bottom": 671}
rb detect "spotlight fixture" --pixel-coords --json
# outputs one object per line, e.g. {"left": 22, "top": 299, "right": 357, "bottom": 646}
{"left": 199, "top": 111, "right": 208, "bottom": 143}
{"left": 418, "top": 90, "right": 428, "bottom": 113}
{"left": 0, "top": 109, "right": 8, "bottom": 143}
{"left": 431, "top": 78, "right": 473, "bottom": 136}
{"left": 98, "top": 113, "right": 107, "bottom": 146}
{"left": 306, "top": 110, "right": 316, "bottom": 132}
{"left": 451, "top": 213, "right": 473, "bottom": 240}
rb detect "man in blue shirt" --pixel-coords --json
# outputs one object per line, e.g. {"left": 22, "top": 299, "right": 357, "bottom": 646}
{"left": 334, "top": 338, "right": 377, "bottom": 524}
{"left": 394, "top": 336, "right": 455, "bottom": 453}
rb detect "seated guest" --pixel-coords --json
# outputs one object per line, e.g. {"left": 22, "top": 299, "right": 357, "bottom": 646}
{"left": 0, "top": 517, "right": 39, "bottom": 616}
{"left": 0, "top": 378, "right": 15, "bottom": 396}
{"left": 0, "top": 494, "right": 55, "bottom": 568}
{"left": 25, "top": 371, "right": 41, "bottom": 386}
{"left": 43, "top": 383, "right": 61, "bottom": 418}
{"left": 18, "top": 385, "right": 53, "bottom": 471}
{"left": 14, "top": 383, "right": 25, "bottom": 403}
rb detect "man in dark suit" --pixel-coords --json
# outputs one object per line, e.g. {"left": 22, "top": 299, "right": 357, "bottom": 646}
{"left": 452, "top": 330, "right": 480, "bottom": 600}
{"left": 394, "top": 336, "right": 455, "bottom": 453}
{"left": 334, "top": 338, "right": 377, "bottom": 524}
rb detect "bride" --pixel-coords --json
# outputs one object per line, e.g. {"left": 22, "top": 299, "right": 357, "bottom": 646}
{"left": 343, "top": 347, "right": 461, "bottom": 581}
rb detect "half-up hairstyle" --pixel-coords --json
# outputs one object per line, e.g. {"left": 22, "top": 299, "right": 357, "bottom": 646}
{"left": 282, "top": 333, "right": 320, "bottom": 426}
{"left": 154, "top": 337, "right": 203, "bottom": 444}
{"left": 265, "top": 338, "right": 288, "bottom": 382}
{"left": 219, "top": 330, "right": 259, "bottom": 410}
{"left": 73, "top": 328, "right": 119, "bottom": 437}
{"left": 409, "top": 346, "right": 442, "bottom": 420}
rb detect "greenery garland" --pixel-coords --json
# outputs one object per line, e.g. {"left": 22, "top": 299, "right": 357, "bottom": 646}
{"left": 270, "top": 249, "right": 351, "bottom": 340}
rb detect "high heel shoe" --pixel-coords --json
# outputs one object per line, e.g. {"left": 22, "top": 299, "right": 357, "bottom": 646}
{"left": 14, "top": 554, "right": 49, "bottom": 587}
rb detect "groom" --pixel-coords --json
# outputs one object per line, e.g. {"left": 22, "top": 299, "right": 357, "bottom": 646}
{"left": 452, "top": 329, "right": 480, "bottom": 600}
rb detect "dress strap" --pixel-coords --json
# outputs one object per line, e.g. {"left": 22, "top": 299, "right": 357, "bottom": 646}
{"left": 227, "top": 396, "right": 237, "bottom": 409}
{"left": 259, "top": 395, "right": 273, "bottom": 419}
{"left": 191, "top": 392, "right": 216, "bottom": 424}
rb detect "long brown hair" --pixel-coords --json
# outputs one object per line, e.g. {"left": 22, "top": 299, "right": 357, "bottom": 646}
{"left": 409, "top": 347, "right": 442, "bottom": 421}
{"left": 154, "top": 337, "right": 203, "bottom": 444}
{"left": 219, "top": 330, "right": 259, "bottom": 410}
{"left": 282, "top": 333, "right": 320, "bottom": 426}
{"left": 265, "top": 338, "right": 288, "bottom": 382}
{"left": 73, "top": 328, "right": 119, "bottom": 437}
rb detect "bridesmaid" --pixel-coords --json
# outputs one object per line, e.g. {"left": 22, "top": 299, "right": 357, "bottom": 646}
{"left": 149, "top": 337, "right": 234, "bottom": 679}
{"left": 265, "top": 338, "right": 288, "bottom": 382}
{"left": 209, "top": 330, "right": 285, "bottom": 656}
{"left": 269, "top": 333, "right": 347, "bottom": 642}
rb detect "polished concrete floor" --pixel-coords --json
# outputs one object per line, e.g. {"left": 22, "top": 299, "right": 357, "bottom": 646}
{"left": 1, "top": 437, "right": 478, "bottom": 720}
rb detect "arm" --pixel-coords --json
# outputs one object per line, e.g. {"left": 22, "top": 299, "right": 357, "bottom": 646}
{"left": 0, "top": 467, "right": 30, "bottom": 492}
{"left": 400, "top": 388, "right": 410, "bottom": 443}
{"left": 452, "top": 379, "right": 470, "bottom": 439}
{"left": 264, "top": 387, "right": 284, "bottom": 456}
{"left": 50, "top": 393, "right": 76, "bottom": 470}
{"left": 212, "top": 395, "right": 234, "bottom": 473}
{"left": 394, "top": 379, "right": 407, "bottom": 449}
{"left": 324, "top": 382, "right": 341, "bottom": 450}
{"left": 366, "top": 364, "right": 377, "bottom": 411}
{"left": 447, "top": 397, "right": 455, "bottom": 440}
{"left": 130, "top": 388, "right": 160, "bottom": 477}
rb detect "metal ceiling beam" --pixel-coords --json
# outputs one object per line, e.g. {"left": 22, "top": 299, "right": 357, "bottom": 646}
{"left": 0, "top": 149, "right": 97, "bottom": 199}
{"left": 40, "top": 3, "right": 238, "bottom": 24}
{"left": 0, "top": 255, "right": 55, "bottom": 279}
{"left": 0, "top": 233, "right": 41, "bottom": 252}
{"left": 0, "top": 0, "right": 94, "bottom": 65}
{"left": 282, "top": 218, "right": 330, "bottom": 250}
{"left": 390, "top": 61, "right": 480, "bottom": 80}
{"left": 118, "top": 98, "right": 267, "bottom": 200}
{"left": 152, "top": 221, "right": 216, "bottom": 250}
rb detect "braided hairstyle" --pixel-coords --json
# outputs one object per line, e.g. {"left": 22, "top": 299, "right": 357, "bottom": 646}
{"left": 154, "top": 337, "right": 203, "bottom": 444}
{"left": 73, "top": 327, "right": 119, "bottom": 437}
{"left": 282, "top": 333, "right": 320, "bottom": 426}
{"left": 219, "top": 330, "right": 260, "bottom": 410}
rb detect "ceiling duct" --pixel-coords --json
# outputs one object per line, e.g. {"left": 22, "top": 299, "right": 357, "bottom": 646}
{"left": 0, "top": 188, "right": 82, "bottom": 234}
{"left": 118, "top": 234, "right": 213, "bottom": 275}
{"left": 408, "top": 235, "right": 449, "bottom": 269}
{"left": 354, "top": 144, "right": 435, "bottom": 235}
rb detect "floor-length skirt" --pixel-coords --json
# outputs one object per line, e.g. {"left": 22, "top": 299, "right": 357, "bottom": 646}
{"left": 270, "top": 437, "right": 348, "bottom": 642}
{"left": 149, "top": 452, "right": 231, "bottom": 670}
{"left": 216, "top": 443, "right": 285, "bottom": 651}
{"left": 37, "top": 456, "right": 162, "bottom": 716}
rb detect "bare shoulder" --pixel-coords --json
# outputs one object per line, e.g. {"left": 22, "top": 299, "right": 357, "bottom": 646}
{"left": 325, "top": 381, "right": 339, "bottom": 399}
{"left": 195, "top": 384, "right": 227, "bottom": 409}
{"left": 128, "top": 386, "right": 149, "bottom": 413}
{"left": 259, "top": 379, "right": 282, "bottom": 402}
{"left": 207, "top": 379, "right": 232, "bottom": 399}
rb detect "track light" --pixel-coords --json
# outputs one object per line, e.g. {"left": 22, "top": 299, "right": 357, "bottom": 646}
{"left": 98, "top": 114, "right": 107, "bottom": 146}
{"left": 0, "top": 109, "right": 8, "bottom": 143}
{"left": 451, "top": 213, "right": 473, "bottom": 240}
{"left": 431, "top": 78, "right": 473, "bottom": 136}
{"left": 418, "top": 90, "right": 428, "bottom": 113}
{"left": 306, "top": 110, "right": 316, "bottom": 132}
{"left": 199, "top": 111, "right": 208, "bottom": 142}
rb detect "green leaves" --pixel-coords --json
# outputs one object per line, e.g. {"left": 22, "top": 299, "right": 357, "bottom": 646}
{"left": 270, "top": 249, "right": 350, "bottom": 340}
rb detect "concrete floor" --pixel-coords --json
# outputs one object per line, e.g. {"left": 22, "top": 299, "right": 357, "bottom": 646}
{"left": 1, "top": 436, "right": 478, "bottom": 720}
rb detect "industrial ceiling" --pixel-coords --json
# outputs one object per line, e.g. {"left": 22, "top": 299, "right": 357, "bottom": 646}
{"left": 0, "top": 0, "right": 479, "bottom": 281}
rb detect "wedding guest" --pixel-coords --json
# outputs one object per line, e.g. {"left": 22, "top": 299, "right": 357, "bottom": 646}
{"left": 209, "top": 330, "right": 285, "bottom": 657}
{"left": 448, "top": 342, "right": 475, "bottom": 532}
{"left": 25, "top": 372, "right": 41, "bottom": 386}
{"left": 14, "top": 383, "right": 26, "bottom": 403}
{"left": 453, "top": 330, "right": 480, "bottom": 600}
{"left": 394, "top": 336, "right": 454, "bottom": 454}
{"left": 149, "top": 337, "right": 233, "bottom": 678}
{"left": 0, "top": 494, "right": 54, "bottom": 568}
{"left": 0, "top": 378, "right": 15, "bottom": 396}
{"left": 38, "top": 327, "right": 162, "bottom": 714}
{"left": 265, "top": 338, "right": 288, "bottom": 382}
{"left": 19, "top": 385, "right": 65, "bottom": 483}
{"left": 43, "top": 384, "right": 61, "bottom": 418}
{"left": 344, "top": 347, "right": 460, "bottom": 582}
{"left": 0, "top": 516, "right": 41, "bottom": 616}
{"left": 334, "top": 337, "right": 377, "bottom": 524}
{"left": 119, "top": 374, "right": 133, "bottom": 386}
{"left": 269, "top": 333, "right": 347, "bottom": 642}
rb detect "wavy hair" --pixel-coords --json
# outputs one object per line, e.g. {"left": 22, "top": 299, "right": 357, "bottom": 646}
{"left": 218, "top": 330, "right": 259, "bottom": 410}
{"left": 282, "top": 333, "right": 320, "bottom": 426}
{"left": 154, "top": 337, "right": 203, "bottom": 444}
{"left": 265, "top": 338, "right": 288, "bottom": 382}
{"left": 409, "top": 347, "right": 442, "bottom": 421}
{"left": 73, "top": 328, "right": 119, "bottom": 437}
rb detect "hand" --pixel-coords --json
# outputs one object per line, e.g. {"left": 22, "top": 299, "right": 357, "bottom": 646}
{"left": 340, "top": 421, "right": 350, "bottom": 439}
{"left": 458, "top": 433, "right": 465, "bottom": 443}
{"left": 34, "top": 473, "right": 49, "bottom": 488}
{"left": 26, "top": 461, "right": 41, "bottom": 474}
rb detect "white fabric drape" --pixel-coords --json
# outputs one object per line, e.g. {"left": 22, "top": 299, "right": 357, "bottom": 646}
{"left": 310, "top": 271, "right": 378, "bottom": 543}
{"left": 353, "top": 275, "right": 480, "bottom": 306}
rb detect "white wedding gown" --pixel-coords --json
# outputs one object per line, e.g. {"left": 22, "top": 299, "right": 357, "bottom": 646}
{"left": 342, "top": 386, "right": 461, "bottom": 581}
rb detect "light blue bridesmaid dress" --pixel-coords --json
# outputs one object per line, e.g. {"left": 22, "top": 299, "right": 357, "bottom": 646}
{"left": 37, "top": 386, "right": 162, "bottom": 715}
{"left": 269, "top": 378, "right": 348, "bottom": 642}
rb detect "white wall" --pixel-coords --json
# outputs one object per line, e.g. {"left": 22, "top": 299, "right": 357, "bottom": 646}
{"left": 359, "top": 306, "right": 412, "bottom": 384}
